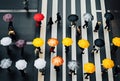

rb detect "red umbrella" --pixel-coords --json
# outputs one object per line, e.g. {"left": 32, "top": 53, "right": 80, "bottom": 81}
{"left": 3, "top": 13, "right": 13, "bottom": 22}
{"left": 33, "top": 13, "right": 44, "bottom": 22}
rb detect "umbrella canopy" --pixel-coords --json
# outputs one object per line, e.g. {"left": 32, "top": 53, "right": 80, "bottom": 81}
{"left": 15, "top": 39, "right": 26, "bottom": 48}
{"left": 15, "top": 60, "right": 27, "bottom": 70}
{"left": 34, "top": 58, "right": 46, "bottom": 69}
{"left": 32, "top": 38, "right": 44, "bottom": 47}
{"left": 68, "top": 14, "right": 79, "bottom": 22}
{"left": 47, "top": 38, "right": 59, "bottom": 47}
{"left": 52, "top": 56, "right": 64, "bottom": 66}
{"left": 112, "top": 37, "right": 120, "bottom": 47}
{"left": 67, "top": 60, "right": 79, "bottom": 71}
{"left": 84, "top": 62, "right": 95, "bottom": 73}
{"left": 78, "top": 39, "right": 90, "bottom": 49}
{"left": 62, "top": 37, "right": 73, "bottom": 46}
{"left": 0, "top": 58, "right": 12, "bottom": 69}
{"left": 3, "top": 13, "right": 13, "bottom": 22}
{"left": 33, "top": 13, "right": 44, "bottom": 22}
{"left": 83, "top": 13, "right": 94, "bottom": 22}
{"left": 94, "top": 39, "right": 105, "bottom": 47}
{"left": 104, "top": 12, "right": 114, "bottom": 20}
{"left": 0, "top": 37, "right": 12, "bottom": 46}
{"left": 102, "top": 58, "right": 114, "bottom": 69}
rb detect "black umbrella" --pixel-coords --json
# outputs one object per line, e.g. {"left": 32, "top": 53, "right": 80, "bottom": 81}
{"left": 94, "top": 39, "right": 105, "bottom": 47}
{"left": 104, "top": 12, "right": 114, "bottom": 20}
{"left": 68, "top": 14, "right": 79, "bottom": 22}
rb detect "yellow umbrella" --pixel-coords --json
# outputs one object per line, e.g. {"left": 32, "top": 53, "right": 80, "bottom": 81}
{"left": 78, "top": 39, "right": 90, "bottom": 48}
{"left": 47, "top": 38, "right": 59, "bottom": 47}
{"left": 62, "top": 37, "right": 73, "bottom": 46}
{"left": 102, "top": 58, "right": 114, "bottom": 69}
{"left": 112, "top": 37, "right": 120, "bottom": 47}
{"left": 32, "top": 38, "right": 44, "bottom": 47}
{"left": 84, "top": 62, "right": 95, "bottom": 73}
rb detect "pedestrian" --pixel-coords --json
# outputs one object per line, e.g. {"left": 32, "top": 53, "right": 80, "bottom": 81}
{"left": 94, "top": 22, "right": 101, "bottom": 32}
{"left": 104, "top": 19, "right": 111, "bottom": 31}
{"left": 84, "top": 73, "right": 91, "bottom": 79}
{"left": 54, "top": 66, "right": 60, "bottom": 71}
{"left": 50, "top": 47, "right": 55, "bottom": 53}
{"left": 23, "top": 0, "right": 29, "bottom": 12}
{"left": 114, "top": 65, "right": 120, "bottom": 76}
{"left": 68, "top": 69, "right": 76, "bottom": 75}
{"left": 47, "top": 17, "right": 53, "bottom": 26}
{"left": 101, "top": 68, "right": 108, "bottom": 74}
{"left": 36, "top": 21, "right": 42, "bottom": 28}
{"left": 83, "top": 20, "right": 88, "bottom": 28}
{"left": 65, "top": 46, "right": 69, "bottom": 54}
{"left": 91, "top": 45, "right": 99, "bottom": 54}
{"left": 55, "top": 12, "right": 61, "bottom": 23}
{"left": 35, "top": 47, "right": 43, "bottom": 54}
{"left": 76, "top": 26, "right": 81, "bottom": 37}
{"left": 79, "top": 47, "right": 84, "bottom": 54}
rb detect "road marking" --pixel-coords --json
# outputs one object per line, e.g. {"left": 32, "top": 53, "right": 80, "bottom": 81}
{"left": 81, "top": 0, "right": 89, "bottom": 81}
{"left": 100, "top": 0, "right": 113, "bottom": 81}
{"left": 50, "top": 0, "right": 58, "bottom": 81}
{"left": 0, "top": 9, "right": 37, "bottom": 13}
{"left": 90, "top": 0, "right": 102, "bottom": 81}
{"left": 62, "top": 0, "right": 66, "bottom": 81}
{"left": 71, "top": 0, "right": 77, "bottom": 80}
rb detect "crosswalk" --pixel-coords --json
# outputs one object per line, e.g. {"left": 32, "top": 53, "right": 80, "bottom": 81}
{"left": 0, "top": 0, "right": 115, "bottom": 81}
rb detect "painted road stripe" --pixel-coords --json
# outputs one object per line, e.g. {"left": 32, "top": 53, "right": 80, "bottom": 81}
{"left": 90, "top": 0, "right": 102, "bottom": 81}
{"left": 100, "top": 0, "right": 113, "bottom": 81}
{"left": 81, "top": 0, "right": 89, "bottom": 81}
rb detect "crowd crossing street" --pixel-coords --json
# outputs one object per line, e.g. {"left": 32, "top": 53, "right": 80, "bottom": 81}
{"left": 0, "top": 0, "right": 120, "bottom": 81}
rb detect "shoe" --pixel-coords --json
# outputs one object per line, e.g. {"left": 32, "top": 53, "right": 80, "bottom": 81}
{"left": 107, "top": 30, "right": 111, "bottom": 32}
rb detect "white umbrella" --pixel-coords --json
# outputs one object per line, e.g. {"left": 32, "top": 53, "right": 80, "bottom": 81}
{"left": 83, "top": 13, "right": 94, "bottom": 22}
{"left": 34, "top": 58, "right": 46, "bottom": 69}
{"left": 0, "top": 37, "right": 12, "bottom": 46}
{"left": 0, "top": 58, "right": 12, "bottom": 69}
{"left": 68, "top": 60, "right": 79, "bottom": 71}
{"left": 15, "top": 60, "right": 27, "bottom": 70}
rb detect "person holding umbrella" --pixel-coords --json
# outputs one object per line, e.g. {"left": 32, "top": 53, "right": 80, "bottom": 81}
{"left": 104, "top": 12, "right": 114, "bottom": 31}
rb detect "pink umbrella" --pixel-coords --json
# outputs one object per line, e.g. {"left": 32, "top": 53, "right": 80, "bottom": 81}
{"left": 15, "top": 39, "right": 26, "bottom": 48}
{"left": 3, "top": 13, "right": 13, "bottom": 22}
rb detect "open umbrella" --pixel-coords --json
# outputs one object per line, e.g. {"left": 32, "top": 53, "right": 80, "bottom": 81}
{"left": 47, "top": 38, "right": 59, "bottom": 47}
{"left": 68, "top": 14, "right": 79, "bottom": 22}
{"left": 94, "top": 39, "right": 105, "bottom": 47}
{"left": 34, "top": 58, "right": 46, "bottom": 69}
{"left": 78, "top": 39, "right": 90, "bottom": 49}
{"left": 104, "top": 12, "right": 114, "bottom": 20}
{"left": 83, "top": 13, "right": 94, "bottom": 22}
{"left": 15, "top": 39, "right": 26, "bottom": 48}
{"left": 68, "top": 60, "right": 79, "bottom": 71}
{"left": 0, "top": 58, "right": 12, "bottom": 69}
{"left": 52, "top": 56, "right": 64, "bottom": 66}
{"left": 112, "top": 37, "right": 120, "bottom": 47}
{"left": 33, "top": 13, "right": 44, "bottom": 22}
{"left": 62, "top": 37, "right": 73, "bottom": 46}
{"left": 32, "top": 38, "right": 44, "bottom": 47}
{"left": 84, "top": 62, "right": 95, "bottom": 73}
{"left": 15, "top": 59, "right": 27, "bottom": 70}
{"left": 3, "top": 13, "right": 13, "bottom": 22}
{"left": 0, "top": 37, "right": 12, "bottom": 46}
{"left": 102, "top": 58, "right": 114, "bottom": 69}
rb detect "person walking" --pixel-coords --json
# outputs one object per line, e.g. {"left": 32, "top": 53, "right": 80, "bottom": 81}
{"left": 104, "top": 19, "right": 111, "bottom": 31}
{"left": 83, "top": 20, "right": 88, "bottom": 28}
{"left": 55, "top": 12, "right": 61, "bottom": 24}
{"left": 23, "top": 0, "right": 29, "bottom": 12}
{"left": 94, "top": 22, "right": 101, "bottom": 32}
{"left": 84, "top": 73, "right": 91, "bottom": 79}
{"left": 47, "top": 17, "right": 53, "bottom": 30}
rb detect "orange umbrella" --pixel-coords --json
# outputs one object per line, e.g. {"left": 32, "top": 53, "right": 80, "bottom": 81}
{"left": 102, "top": 58, "right": 114, "bottom": 69}
{"left": 62, "top": 37, "right": 73, "bottom": 46}
{"left": 47, "top": 38, "right": 59, "bottom": 47}
{"left": 112, "top": 37, "right": 120, "bottom": 47}
{"left": 78, "top": 39, "right": 90, "bottom": 49}
{"left": 52, "top": 56, "right": 64, "bottom": 66}
{"left": 84, "top": 62, "right": 95, "bottom": 73}
{"left": 32, "top": 38, "right": 44, "bottom": 47}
